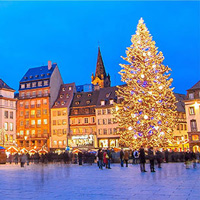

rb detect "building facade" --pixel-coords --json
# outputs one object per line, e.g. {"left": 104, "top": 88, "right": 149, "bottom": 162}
{"left": 69, "top": 91, "right": 99, "bottom": 149}
{"left": 0, "top": 79, "right": 17, "bottom": 148}
{"left": 185, "top": 80, "right": 200, "bottom": 151}
{"left": 96, "top": 86, "right": 120, "bottom": 148}
{"left": 16, "top": 61, "right": 63, "bottom": 151}
{"left": 50, "top": 83, "right": 76, "bottom": 152}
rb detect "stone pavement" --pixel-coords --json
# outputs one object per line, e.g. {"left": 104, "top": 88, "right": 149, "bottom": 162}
{"left": 0, "top": 162, "right": 200, "bottom": 200}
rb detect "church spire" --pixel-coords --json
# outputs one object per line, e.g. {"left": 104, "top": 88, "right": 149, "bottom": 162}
{"left": 91, "top": 47, "right": 111, "bottom": 89}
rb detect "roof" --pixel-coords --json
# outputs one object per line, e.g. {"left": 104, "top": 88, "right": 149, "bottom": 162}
{"left": 0, "top": 79, "right": 15, "bottom": 91}
{"left": 96, "top": 86, "right": 118, "bottom": 106}
{"left": 174, "top": 93, "right": 187, "bottom": 113}
{"left": 20, "top": 63, "right": 57, "bottom": 83}
{"left": 70, "top": 90, "right": 100, "bottom": 107}
{"left": 187, "top": 80, "right": 200, "bottom": 91}
{"left": 52, "top": 83, "right": 76, "bottom": 108}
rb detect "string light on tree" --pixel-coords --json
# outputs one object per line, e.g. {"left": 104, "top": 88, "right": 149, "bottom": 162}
{"left": 114, "top": 17, "right": 177, "bottom": 148}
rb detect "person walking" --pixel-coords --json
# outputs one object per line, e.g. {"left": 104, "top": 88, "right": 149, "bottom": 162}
{"left": 134, "top": 149, "right": 139, "bottom": 164}
{"left": 98, "top": 149, "right": 103, "bottom": 170}
{"left": 124, "top": 150, "right": 129, "bottom": 167}
{"left": 185, "top": 150, "right": 191, "bottom": 169}
{"left": 107, "top": 148, "right": 112, "bottom": 169}
{"left": 148, "top": 147, "right": 155, "bottom": 172}
{"left": 20, "top": 153, "right": 27, "bottom": 167}
{"left": 103, "top": 150, "right": 108, "bottom": 168}
{"left": 139, "top": 146, "right": 147, "bottom": 172}
{"left": 78, "top": 151, "right": 83, "bottom": 165}
{"left": 164, "top": 149, "right": 169, "bottom": 163}
{"left": 156, "top": 149, "right": 162, "bottom": 168}
{"left": 120, "top": 148, "right": 124, "bottom": 167}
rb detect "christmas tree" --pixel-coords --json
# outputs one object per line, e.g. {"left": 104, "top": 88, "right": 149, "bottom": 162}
{"left": 115, "top": 18, "right": 177, "bottom": 148}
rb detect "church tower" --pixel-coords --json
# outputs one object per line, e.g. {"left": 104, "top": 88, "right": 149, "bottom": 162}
{"left": 91, "top": 47, "right": 111, "bottom": 89}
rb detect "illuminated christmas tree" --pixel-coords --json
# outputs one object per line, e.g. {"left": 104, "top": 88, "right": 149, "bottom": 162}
{"left": 115, "top": 18, "right": 177, "bottom": 148}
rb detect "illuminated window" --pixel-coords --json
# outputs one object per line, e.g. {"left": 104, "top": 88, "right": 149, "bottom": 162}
{"left": 38, "top": 81, "right": 42, "bottom": 87}
{"left": 10, "top": 123, "right": 13, "bottom": 131}
{"left": 31, "top": 110, "right": 35, "bottom": 115}
{"left": 101, "top": 100, "right": 105, "bottom": 106}
{"left": 192, "top": 135, "right": 199, "bottom": 141}
{"left": 4, "top": 122, "right": 8, "bottom": 130}
{"left": 44, "top": 80, "right": 48, "bottom": 86}
{"left": 43, "top": 119, "right": 47, "bottom": 124}
{"left": 26, "top": 83, "right": 31, "bottom": 88}
{"left": 109, "top": 99, "right": 114, "bottom": 105}
{"left": 62, "top": 119, "right": 67, "bottom": 125}
{"left": 107, "top": 109, "right": 111, "bottom": 114}
{"left": 69, "top": 86, "right": 72, "bottom": 91}
{"left": 58, "top": 120, "right": 62, "bottom": 125}
{"left": 189, "top": 107, "right": 195, "bottom": 115}
{"left": 74, "top": 110, "right": 78, "bottom": 114}
{"left": 66, "top": 94, "right": 70, "bottom": 98}
{"left": 26, "top": 130, "right": 29, "bottom": 135}
{"left": 31, "top": 120, "right": 35, "bottom": 125}
{"left": 62, "top": 110, "right": 67, "bottom": 116}
{"left": 37, "top": 119, "right": 41, "bottom": 125}
{"left": 20, "top": 121, "right": 23, "bottom": 126}
{"left": 58, "top": 111, "right": 61, "bottom": 116}
{"left": 10, "top": 135, "right": 13, "bottom": 142}
{"left": 5, "top": 134, "right": 8, "bottom": 142}
{"left": 20, "top": 130, "right": 24, "bottom": 135}
{"left": 54, "top": 141, "right": 57, "bottom": 145}
{"left": 108, "top": 119, "right": 112, "bottom": 124}
{"left": 21, "top": 84, "right": 25, "bottom": 89}
{"left": 20, "top": 102, "right": 23, "bottom": 107}
{"left": 189, "top": 93, "right": 194, "bottom": 99}
{"left": 43, "top": 109, "right": 47, "bottom": 115}
{"left": 75, "top": 101, "right": 80, "bottom": 105}
{"left": 62, "top": 87, "right": 65, "bottom": 91}
{"left": 32, "top": 82, "right": 36, "bottom": 87}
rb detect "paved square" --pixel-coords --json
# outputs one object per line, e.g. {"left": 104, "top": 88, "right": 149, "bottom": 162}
{"left": 0, "top": 163, "right": 199, "bottom": 200}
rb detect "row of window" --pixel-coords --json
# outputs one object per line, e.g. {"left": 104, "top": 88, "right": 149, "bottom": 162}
{"left": 4, "top": 122, "right": 14, "bottom": 131}
{"left": 19, "top": 99, "right": 48, "bottom": 107}
{"left": 70, "top": 117, "right": 95, "bottom": 124}
{"left": 98, "top": 128, "right": 118, "bottom": 135}
{"left": 177, "top": 124, "right": 187, "bottom": 131}
{"left": 4, "top": 111, "right": 14, "bottom": 119}
{"left": 53, "top": 140, "right": 66, "bottom": 146}
{"left": 19, "top": 129, "right": 48, "bottom": 135}
{"left": 189, "top": 92, "right": 200, "bottom": 100}
{"left": 20, "top": 119, "right": 48, "bottom": 126}
{"left": 52, "top": 110, "right": 67, "bottom": 116}
{"left": 20, "top": 80, "right": 49, "bottom": 89}
{"left": 1, "top": 100, "right": 15, "bottom": 108}
{"left": 52, "top": 129, "right": 67, "bottom": 135}
{"left": 52, "top": 120, "right": 67, "bottom": 126}
{"left": 189, "top": 106, "right": 200, "bottom": 115}
{"left": 98, "top": 118, "right": 117, "bottom": 125}
{"left": 19, "top": 109, "right": 48, "bottom": 117}
{"left": 0, "top": 134, "right": 14, "bottom": 143}
{"left": 71, "top": 128, "right": 95, "bottom": 134}
{"left": 97, "top": 108, "right": 113, "bottom": 115}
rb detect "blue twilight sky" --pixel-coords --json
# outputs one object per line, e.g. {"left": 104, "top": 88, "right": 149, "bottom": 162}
{"left": 0, "top": 1, "right": 199, "bottom": 94}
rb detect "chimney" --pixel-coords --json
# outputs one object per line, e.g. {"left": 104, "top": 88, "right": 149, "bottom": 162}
{"left": 48, "top": 60, "right": 52, "bottom": 70}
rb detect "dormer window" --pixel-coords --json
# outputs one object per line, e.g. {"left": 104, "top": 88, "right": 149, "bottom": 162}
{"left": 61, "top": 101, "right": 65, "bottom": 105}
{"left": 66, "top": 94, "right": 70, "bottom": 98}
{"left": 88, "top": 93, "right": 92, "bottom": 97}
{"left": 30, "top": 75, "right": 33, "bottom": 79}
{"left": 24, "top": 76, "right": 27, "bottom": 80}
{"left": 47, "top": 73, "right": 50, "bottom": 76}
{"left": 75, "top": 101, "right": 80, "bottom": 105}
{"left": 69, "top": 86, "right": 72, "bottom": 91}
{"left": 55, "top": 102, "right": 58, "bottom": 106}
{"left": 41, "top": 74, "right": 45, "bottom": 77}
{"left": 106, "top": 93, "right": 111, "bottom": 98}
{"left": 189, "top": 93, "right": 194, "bottom": 99}
{"left": 60, "top": 95, "right": 63, "bottom": 98}
{"left": 101, "top": 100, "right": 105, "bottom": 106}
{"left": 86, "top": 100, "right": 90, "bottom": 105}
{"left": 77, "top": 94, "right": 81, "bottom": 98}
{"left": 109, "top": 99, "right": 114, "bottom": 105}
{"left": 62, "top": 88, "right": 65, "bottom": 91}
{"left": 35, "top": 75, "right": 39, "bottom": 78}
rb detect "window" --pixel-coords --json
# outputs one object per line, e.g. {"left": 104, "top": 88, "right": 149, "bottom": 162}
{"left": 101, "top": 100, "right": 105, "bottom": 106}
{"left": 37, "top": 119, "right": 41, "bottom": 125}
{"left": 62, "top": 110, "right": 67, "bottom": 116}
{"left": 62, "top": 87, "right": 65, "bottom": 91}
{"left": 10, "top": 135, "right": 13, "bottom": 142}
{"left": 86, "top": 100, "right": 90, "bottom": 105}
{"left": 103, "top": 119, "right": 107, "bottom": 125}
{"left": 62, "top": 120, "right": 67, "bottom": 125}
{"left": 189, "top": 107, "right": 195, "bottom": 115}
{"left": 109, "top": 99, "right": 114, "bottom": 105}
{"left": 108, "top": 119, "right": 112, "bottom": 124}
{"left": 102, "top": 109, "right": 106, "bottom": 115}
{"left": 84, "top": 118, "right": 88, "bottom": 123}
{"left": 31, "top": 100, "right": 35, "bottom": 107}
{"left": 44, "top": 90, "right": 48, "bottom": 96}
{"left": 77, "top": 94, "right": 81, "bottom": 98}
{"left": 31, "top": 110, "right": 35, "bottom": 115}
{"left": 38, "top": 81, "right": 42, "bottom": 87}
{"left": 21, "top": 93, "right": 25, "bottom": 98}
{"left": 53, "top": 120, "right": 56, "bottom": 125}
{"left": 107, "top": 109, "right": 111, "bottom": 114}
{"left": 43, "top": 99, "right": 47, "bottom": 105}
{"left": 189, "top": 93, "right": 194, "bottom": 99}
{"left": 88, "top": 93, "right": 91, "bottom": 97}
{"left": 20, "top": 111, "right": 23, "bottom": 116}
{"left": 180, "top": 124, "right": 183, "bottom": 130}
{"left": 26, "top": 130, "right": 29, "bottom": 135}
{"left": 26, "top": 83, "right": 31, "bottom": 88}
{"left": 98, "top": 119, "right": 101, "bottom": 125}
{"left": 109, "top": 128, "right": 112, "bottom": 134}
{"left": 74, "top": 110, "right": 78, "bottom": 115}
{"left": 69, "top": 86, "right": 72, "bottom": 91}
{"left": 98, "top": 129, "right": 102, "bottom": 135}
{"left": 32, "top": 82, "right": 36, "bottom": 87}
{"left": 43, "top": 119, "right": 47, "bottom": 124}
{"left": 184, "top": 124, "right": 187, "bottom": 131}
{"left": 10, "top": 123, "right": 13, "bottom": 131}
{"left": 75, "top": 101, "right": 80, "bottom": 105}
{"left": 20, "top": 121, "right": 23, "bottom": 126}
{"left": 43, "top": 129, "right": 48, "bottom": 134}
{"left": 20, "top": 130, "right": 24, "bottom": 135}
{"left": 25, "top": 120, "right": 29, "bottom": 125}
{"left": 54, "top": 141, "right": 57, "bottom": 145}
{"left": 78, "top": 119, "right": 81, "bottom": 124}
{"left": 58, "top": 120, "right": 62, "bottom": 125}
{"left": 53, "top": 111, "right": 56, "bottom": 116}
{"left": 97, "top": 110, "right": 101, "bottom": 115}
{"left": 58, "top": 111, "right": 61, "bottom": 116}
{"left": 192, "top": 135, "right": 199, "bottom": 141}
{"left": 21, "top": 84, "right": 25, "bottom": 89}
{"left": 103, "top": 129, "right": 107, "bottom": 135}
{"left": 191, "top": 120, "right": 197, "bottom": 132}
{"left": 66, "top": 94, "right": 70, "bottom": 98}
{"left": 10, "top": 101, "right": 13, "bottom": 107}
{"left": 31, "top": 120, "right": 35, "bottom": 125}
{"left": 44, "top": 80, "right": 48, "bottom": 86}
{"left": 43, "top": 109, "right": 47, "bottom": 115}
{"left": 106, "top": 93, "right": 111, "bottom": 98}
{"left": 4, "top": 111, "right": 8, "bottom": 119}
{"left": 91, "top": 117, "right": 95, "bottom": 123}
{"left": 4, "top": 100, "right": 8, "bottom": 106}
{"left": 4, "top": 122, "right": 8, "bottom": 130}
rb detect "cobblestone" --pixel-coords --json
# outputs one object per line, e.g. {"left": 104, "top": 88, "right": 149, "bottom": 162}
{"left": 0, "top": 163, "right": 199, "bottom": 200}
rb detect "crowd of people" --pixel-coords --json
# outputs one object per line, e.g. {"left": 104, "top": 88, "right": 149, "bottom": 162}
{"left": 7, "top": 147, "right": 200, "bottom": 171}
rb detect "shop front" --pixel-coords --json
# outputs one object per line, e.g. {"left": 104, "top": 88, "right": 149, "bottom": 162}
{"left": 69, "top": 134, "right": 96, "bottom": 149}
{"left": 98, "top": 138, "right": 119, "bottom": 148}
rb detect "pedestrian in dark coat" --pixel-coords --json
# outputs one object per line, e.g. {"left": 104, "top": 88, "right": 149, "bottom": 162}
{"left": 139, "top": 146, "right": 147, "bottom": 172}
{"left": 156, "top": 150, "right": 162, "bottom": 168}
{"left": 148, "top": 147, "right": 155, "bottom": 172}
{"left": 164, "top": 149, "right": 169, "bottom": 163}
{"left": 191, "top": 151, "right": 196, "bottom": 169}
{"left": 78, "top": 151, "right": 83, "bottom": 165}
{"left": 124, "top": 150, "right": 129, "bottom": 167}
{"left": 98, "top": 149, "right": 103, "bottom": 169}
{"left": 120, "top": 148, "right": 124, "bottom": 167}
{"left": 185, "top": 150, "right": 191, "bottom": 169}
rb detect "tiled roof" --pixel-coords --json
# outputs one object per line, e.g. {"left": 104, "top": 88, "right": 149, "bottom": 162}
{"left": 71, "top": 90, "right": 100, "bottom": 107}
{"left": 20, "top": 64, "right": 57, "bottom": 83}
{"left": 97, "top": 86, "right": 118, "bottom": 106}
{"left": 187, "top": 80, "right": 200, "bottom": 91}
{"left": 174, "top": 93, "right": 186, "bottom": 113}
{"left": 0, "top": 79, "right": 15, "bottom": 91}
{"left": 52, "top": 83, "right": 76, "bottom": 108}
